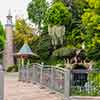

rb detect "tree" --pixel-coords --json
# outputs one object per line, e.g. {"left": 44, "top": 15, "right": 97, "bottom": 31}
{"left": 14, "top": 18, "right": 38, "bottom": 51}
{"left": 44, "top": 1, "right": 72, "bottom": 48}
{"left": 27, "top": 0, "right": 48, "bottom": 30}
{"left": 88, "top": 42, "right": 100, "bottom": 61}
{"left": 0, "top": 21, "right": 5, "bottom": 63}
{"left": 0, "top": 21, "right": 5, "bottom": 52}
{"left": 81, "top": 0, "right": 100, "bottom": 61}
{"left": 52, "top": 47, "right": 76, "bottom": 63}
{"left": 86, "top": 0, "right": 100, "bottom": 9}
{"left": 34, "top": 34, "right": 53, "bottom": 64}
{"left": 45, "top": 1, "right": 72, "bottom": 25}
{"left": 71, "top": 0, "right": 89, "bottom": 18}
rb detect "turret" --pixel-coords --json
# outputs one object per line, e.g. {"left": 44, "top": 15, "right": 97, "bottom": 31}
{"left": 6, "top": 10, "right": 12, "bottom": 26}
{"left": 3, "top": 10, "right": 14, "bottom": 70}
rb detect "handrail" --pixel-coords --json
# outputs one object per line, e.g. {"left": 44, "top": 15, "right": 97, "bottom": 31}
{"left": 19, "top": 63, "right": 70, "bottom": 100}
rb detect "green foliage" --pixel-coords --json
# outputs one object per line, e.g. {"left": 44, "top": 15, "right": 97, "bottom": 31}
{"left": 7, "top": 64, "right": 18, "bottom": 72}
{"left": 87, "top": 71, "right": 100, "bottom": 96}
{"left": 27, "top": 0, "right": 48, "bottom": 29}
{"left": 67, "top": 29, "right": 84, "bottom": 48}
{"left": 34, "top": 34, "right": 53, "bottom": 63}
{"left": 0, "top": 21, "right": 5, "bottom": 62}
{"left": 87, "top": 43, "right": 100, "bottom": 61}
{"left": 25, "top": 0, "right": 100, "bottom": 65}
{"left": 0, "top": 21, "right": 5, "bottom": 52}
{"left": 72, "top": 0, "right": 89, "bottom": 17}
{"left": 14, "top": 18, "right": 38, "bottom": 51}
{"left": 82, "top": 11, "right": 100, "bottom": 33}
{"left": 66, "top": 17, "right": 85, "bottom": 49}
{"left": 93, "top": 61, "right": 100, "bottom": 70}
{"left": 81, "top": 0, "right": 100, "bottom": 61}
{"left": 86, "top": 0, "right": 100, "bottom": 9}
{"left": 45, "top": 1, "right": 72, "bottom": 25}
{"left": 52, "top": 47, "right": 76, "bottom": 64}
{"left": 52, "top": 47, "right": 76, "bottom": 58}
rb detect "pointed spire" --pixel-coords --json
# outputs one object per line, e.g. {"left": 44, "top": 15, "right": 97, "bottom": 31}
{"left": 6, "top": 9, "right": 12, "bottom": 26}
{"left": 8, "top": 9, "right": 11, "bottom": 16}
{"left": 7, "top": 9, "right": 12, "bottom": 18}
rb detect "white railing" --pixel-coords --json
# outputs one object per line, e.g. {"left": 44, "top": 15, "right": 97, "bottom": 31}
{"left": 0, "top": 65, "right": 4, "bottom": 100}
{"left": 19, "top": 63, "right": 70, "bottom": 100}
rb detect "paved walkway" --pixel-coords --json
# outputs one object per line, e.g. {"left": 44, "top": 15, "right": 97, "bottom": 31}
{"left": 4, "top": 73, "right": 100, "bottom": 100}
{"left": 5, "top": 73, "right": 62, "bottom": 100}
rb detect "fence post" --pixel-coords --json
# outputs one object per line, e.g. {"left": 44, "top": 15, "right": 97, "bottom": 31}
{"left": 50, "top": 67, "right": 54, "bottom": 88}
{"left": 0, "top": 65, "right": 4, "bottom": 100}
{"left": 64, "top": 69, "right": 70, "bottom": 100}
{"left": 18, "top": 58, "right": 21, "bottom": 81}
{"left": 40, "top": 63, "right": 44, "bottom": 84}
{"left": 26, "top": 60, "right": 30, "bottom": 82}
{"left": 32, "top": 64, "right": 36, "bottom": 84}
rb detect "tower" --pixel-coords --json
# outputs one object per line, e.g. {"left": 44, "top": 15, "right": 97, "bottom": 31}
{"left": 3, "top": 10, "right": 14, "bottom": 70}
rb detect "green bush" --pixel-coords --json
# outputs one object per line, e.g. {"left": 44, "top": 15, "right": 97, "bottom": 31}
{"left": 7, "top": 65, "right": 18, "bottom": 72}
{"left": 93, "top": 61, "right": 100, "bottom": 70}
{"left": 45, "top": 1, "right": 72, "bottom": 25}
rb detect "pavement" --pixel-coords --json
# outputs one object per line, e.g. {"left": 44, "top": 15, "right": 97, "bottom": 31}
{"left": 4, "top": 73, "right": 100, "bottom": 100}
{"left": 5, "top": 73, "right": 62, "bottom": 100}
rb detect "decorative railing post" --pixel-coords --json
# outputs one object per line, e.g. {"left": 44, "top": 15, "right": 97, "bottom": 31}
{"left": 64, "top": 69, "right": 70, "bottom": 100}
{"left": 40, "top": 63, "right": 44, "bottom": 84}
{"left": 18, "top": 58, "right": 21, "bottom": 81}
{"left": 0, "top": 65, "right": 4, "bottom": 100}
{"left": 50, "top": 66, "right": 54, "bottom": 89}
{"left": 26, "top": 60, "right": 30, "bottom": 82}
{"left": 32, "top": 64, "right": 36, "bottom": 84}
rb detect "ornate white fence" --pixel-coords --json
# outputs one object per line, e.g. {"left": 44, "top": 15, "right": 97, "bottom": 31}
{"left": 19, "top": 63, "right": 70, "bottom": 100}
{"left": 18, "top": 63, "right": 100, "bottom": 100}
{"left": 0, "top": 65, "right": 4, "bottom": 100}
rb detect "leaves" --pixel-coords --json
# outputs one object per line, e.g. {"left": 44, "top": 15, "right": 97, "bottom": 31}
{"left": 86, "top": 0, "right": 100, "bottom": 9}
{"left": 0, "top": 21, "right": 5, "bottom": 51}
{"left": 27, "top": 0, "right": 48, "bottom": 29}
{"left": 34, "top": 34, "right": 53, "bottom": 62}
{"left": 14, "top": 18, "right": 38, "bottom": 51}
{"left": 52, "top": 47, "right": 76, "bottom": 58}
{"left": 45, "top": 1, "right": 72, "bottom": 25}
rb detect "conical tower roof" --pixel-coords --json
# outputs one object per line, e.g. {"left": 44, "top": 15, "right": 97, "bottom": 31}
{"left": 16, "top": 43, "right": 38, "bottom": 57}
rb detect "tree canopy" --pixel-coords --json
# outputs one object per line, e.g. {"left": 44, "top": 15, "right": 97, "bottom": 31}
{"left": 14, "top": 18, "right": 38, "bottom": 51}
{"left": 45, "top": 1, "right": 72, "bottom": 25}
{"left": 0, "top": 21, "right": 5, "bottom": 63}
{"left": 4, "top": 0, "right": 100, "bottom": 66}
{"left": 81, "top": 0, "right": 100, "bottom": 61}
{"left": 0, "top": 21, "right": 5, "bottom": 52}
{"left": 27, "top": 0, "right": 48, "bottom": 30}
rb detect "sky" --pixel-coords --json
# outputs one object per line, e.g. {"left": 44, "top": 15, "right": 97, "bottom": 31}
{"left": 0, "top": 0, "right": 51, "bottom": 26}
{"left": 0, "top": 0, "right": 31, "bottom": 25}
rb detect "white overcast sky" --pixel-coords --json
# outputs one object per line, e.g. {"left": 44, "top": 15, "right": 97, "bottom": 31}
{"left": 0, "top": 0, "right": 51, "bottom": 26}
{"left": 0, "top": 0, "right": 32, "bottom": 25}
